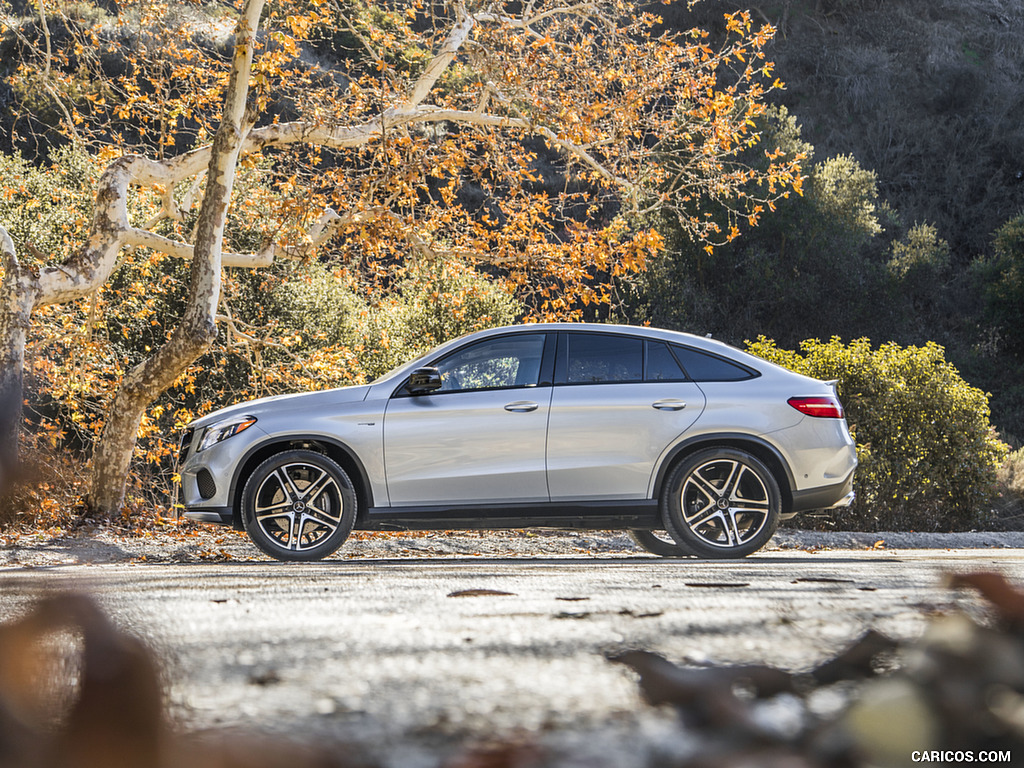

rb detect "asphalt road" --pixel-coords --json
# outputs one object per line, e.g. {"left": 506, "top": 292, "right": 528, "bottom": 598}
{"left": 4, "top": 549, "right": 1024, "bottom": 766}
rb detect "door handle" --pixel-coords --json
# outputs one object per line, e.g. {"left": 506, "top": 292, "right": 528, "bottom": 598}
{"left": 504, "top": 401, "right": 539, "bottom": 413}
{"left": 652, "top": 399, "right": 687, "bottom": 411}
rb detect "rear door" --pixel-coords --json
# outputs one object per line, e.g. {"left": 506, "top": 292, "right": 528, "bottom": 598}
{"left": 545, "top": 332, "right": 705, "bottom": 501}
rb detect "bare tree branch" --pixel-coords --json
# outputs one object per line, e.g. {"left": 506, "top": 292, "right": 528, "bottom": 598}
{"left": 402, "top": 3, "right": 473, "bottom": 109}
{"left": 473, "top": 3, "right": 600, "bottom": 30}
{"left": 123, "top": 228, "right": 276, "bottom": 268}
{"left": 35, "top": 0, "right": 52, "bottom": 79}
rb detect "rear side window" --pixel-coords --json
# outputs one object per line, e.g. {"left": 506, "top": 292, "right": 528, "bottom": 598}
{"left": 646, "top": 341, "right": 688, "bottom": 381}
{"left": 672, "top": 345, "right": 756, "bottom": 381}
{"left": 566, "top": 333, "right": 643, "bottom": 384}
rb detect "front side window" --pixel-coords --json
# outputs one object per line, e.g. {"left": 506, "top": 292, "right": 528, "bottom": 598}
{"left": 435, "top": 334, "right": 546, "bottom": 392}
{"left": 566, "top": 333, "right": 643, "bottom": 384}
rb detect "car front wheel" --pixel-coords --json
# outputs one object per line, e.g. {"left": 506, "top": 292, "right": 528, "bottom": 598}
{"left": 241, "top": 449, "right": 356, "bottom": 562}
{"left": 661, "top": 448, "right": 780, "bottom": 559}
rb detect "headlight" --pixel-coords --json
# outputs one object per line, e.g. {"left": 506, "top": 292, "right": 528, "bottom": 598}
{"left": 198, "top": 416, "right": 257, "bottom": 452}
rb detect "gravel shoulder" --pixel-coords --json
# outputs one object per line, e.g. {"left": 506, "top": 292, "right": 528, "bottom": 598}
{"left": 4, "top": 524, "right": 1024, "bottom": 569}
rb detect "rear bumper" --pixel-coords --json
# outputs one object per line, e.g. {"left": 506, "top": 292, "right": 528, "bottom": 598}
{"left": 831, "top": 490, "right": 856, "bottom": 508}
{"left": 790, "top": 470, "right": 856, "bottom": 514}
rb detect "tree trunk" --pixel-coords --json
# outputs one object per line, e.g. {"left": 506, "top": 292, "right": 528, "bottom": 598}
{"left": 0, "top": 230, "right": 37, "bottom": 487}
{"left": 85, "top": 0, "right": 267, "bottom": 516}
{"left": 0, "top": 160, "right": 135, "bottom": 490}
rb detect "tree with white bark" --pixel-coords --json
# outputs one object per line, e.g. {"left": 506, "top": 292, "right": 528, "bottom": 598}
{"left": 0, "top": 0, "right": 802, "bottom": 515}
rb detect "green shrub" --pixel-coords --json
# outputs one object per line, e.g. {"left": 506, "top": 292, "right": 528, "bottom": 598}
{"left": 0, "top": 147, "right": 99, "bottom": 264}
{"left": 746, "top": 336, "right": 1009, "bottom": 531}
{"left": 810, "top": 154, "right": 883, "bottom": 240}
{"left": 886, "top": 222, "right": 952, "bottom": 329}
{"left": 888, "top": 222, "right": 950, "bottom": 283}
{"left": 271, "top": 257, "right": 522, "bottom": 380}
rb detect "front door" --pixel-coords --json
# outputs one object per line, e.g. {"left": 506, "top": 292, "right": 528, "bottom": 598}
{"left": 383, "top": 333, "right": 552, "bottom": 506}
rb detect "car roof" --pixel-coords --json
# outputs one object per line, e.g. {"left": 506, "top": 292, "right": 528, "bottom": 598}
{"left": 423, "top": 322, "right": 779, "bottom": 371}
{"left": 467, "top": 322, "right": 748, "bottom": 358}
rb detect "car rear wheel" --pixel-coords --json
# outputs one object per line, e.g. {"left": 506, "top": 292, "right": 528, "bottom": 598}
{"left": 661, "top": 448, "right": 780, "bottom": 559}
{"left": 629, "top": 529, "right": 693, "bottom": 557}
{"left": 241, "top": 449, "right": 356, "bottom": 562}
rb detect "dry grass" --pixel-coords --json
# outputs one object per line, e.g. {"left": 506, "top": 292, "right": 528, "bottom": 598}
{"left": 993, "top": 447, "right": 1024, "bottom": 530}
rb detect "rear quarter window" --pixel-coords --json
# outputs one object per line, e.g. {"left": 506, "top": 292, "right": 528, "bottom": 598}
{"left": 672, "top": 345, "right": 758, "bottom": 382}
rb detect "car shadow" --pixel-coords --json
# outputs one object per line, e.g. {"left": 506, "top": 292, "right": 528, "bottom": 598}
{"left": 119, "top": 553, "right": 900, "bottom": 567}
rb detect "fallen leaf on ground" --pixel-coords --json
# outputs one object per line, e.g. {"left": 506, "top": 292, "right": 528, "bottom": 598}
{"left": 609, "top": 650, "right": 794, "bottom": 735}
{"left": 947, "top": 571, "right": 1024, "bottom": 626}
{"left": 442, "top": 740, "right": 542, "bottom": 768}
{"left": 810, "top": 629, "right": 898, "bottom": 685}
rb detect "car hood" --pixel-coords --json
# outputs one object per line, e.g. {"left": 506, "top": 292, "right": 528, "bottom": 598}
{"left": 189, "top": 385, "right": 371, "bottom": 429}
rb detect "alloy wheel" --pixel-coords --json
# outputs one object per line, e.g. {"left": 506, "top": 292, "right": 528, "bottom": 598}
{"left": 242, "top": 449, "right": 356, "bottom": 561}
{"left": 253, "top": 462, "right": 344, "bottom": 552}
{"left": 680, "top": 457, "right": 772, "bottom": 549}
{"left": 661, "top": 447, "right": 781, "bottom": 559}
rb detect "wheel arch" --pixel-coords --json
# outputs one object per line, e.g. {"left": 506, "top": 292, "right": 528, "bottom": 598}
{"left": 229, "top": 435, "right": 374, "bottom": 530}
{"left": 652, "top": 434, "right": 795, "bottom": 517}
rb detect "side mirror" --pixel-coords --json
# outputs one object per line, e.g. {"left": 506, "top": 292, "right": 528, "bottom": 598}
{"left": 407, "top": 367, "right": 443, "bottom": 395}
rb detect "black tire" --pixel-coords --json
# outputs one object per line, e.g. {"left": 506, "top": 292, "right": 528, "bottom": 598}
{"left": 241, "top": 449, "right": 357, "bottom": 562}
{"left": 629, "top": 529, "right": 693, "bottom": 557}
{"left": 661, "top": 447, "right": 781, "bottom": 559}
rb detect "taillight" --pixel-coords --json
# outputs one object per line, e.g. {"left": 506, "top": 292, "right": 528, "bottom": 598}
{"left": 788, "top": 396, "right": 845, "bottom": 419}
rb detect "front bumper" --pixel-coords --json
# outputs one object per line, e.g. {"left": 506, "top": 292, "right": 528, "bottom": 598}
{"left": 177, "top": 426, "right": 245, "bottom": 527}
{"left": 183, "top": 506, "right": 234, "bottom": 526}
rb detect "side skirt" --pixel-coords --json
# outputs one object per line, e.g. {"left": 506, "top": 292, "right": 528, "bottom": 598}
{"left": 357, "top": 500, "right": 660, "bottom": 532}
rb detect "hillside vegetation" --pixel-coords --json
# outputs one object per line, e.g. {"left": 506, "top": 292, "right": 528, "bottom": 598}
{"left": 1, "top": 0, "right": 1022, "bottom": 530}
{"left": 631, "top": 0, "right": 1024, "bottom": 443}
{"left": 676, "top": 0, "right": 1024, "bottom": 256}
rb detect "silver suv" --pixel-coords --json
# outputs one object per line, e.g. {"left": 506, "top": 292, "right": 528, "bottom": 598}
{"left": 178, "top": 323, "right": 856, "bottom": 561}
